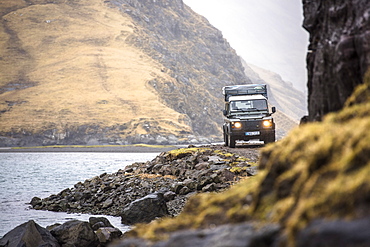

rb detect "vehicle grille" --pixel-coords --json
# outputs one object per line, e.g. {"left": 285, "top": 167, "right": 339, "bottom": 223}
{"left": 242, "top": 120, "right": 260, "bottom": 130}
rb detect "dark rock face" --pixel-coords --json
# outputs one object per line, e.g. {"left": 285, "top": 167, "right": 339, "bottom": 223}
{"left": 121, "top": 192, "right": 169, "bottom": 225}
{"left": 303, "top": 0, "right": 370, "bottom": 121}
{"left": 50, "top": 220, "right": 100, "bottom": 247}
{"left": 0, "top": 220, "right": 60, "bottom": 247}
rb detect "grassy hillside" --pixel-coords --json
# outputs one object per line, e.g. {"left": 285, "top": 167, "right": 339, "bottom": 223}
{"left": 0, "top": 0, "right": 190, "bottom": 138}
{"left": 0, "top": 0, "right": 299, "bottom": 145}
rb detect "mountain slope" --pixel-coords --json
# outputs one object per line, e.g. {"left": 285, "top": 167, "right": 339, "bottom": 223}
{"left": 0, "top": 0, "right": 250, "bottom": 146}
{"left": 243, "top": 62, "right": 307, "bottom": 122}
{"left": 0, "top": 0, "right": 300, "bottom": 146}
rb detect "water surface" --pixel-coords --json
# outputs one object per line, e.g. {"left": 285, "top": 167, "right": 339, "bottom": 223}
{"left": 0, "top": 152, "right": 158, "bottom": 237}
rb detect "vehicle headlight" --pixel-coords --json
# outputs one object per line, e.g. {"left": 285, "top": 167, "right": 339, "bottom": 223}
{"left": 232, "top": 122, "right": 242, "bottom": 129}
{"left": 262, "top": 120, "right": 273, "bottom": 128}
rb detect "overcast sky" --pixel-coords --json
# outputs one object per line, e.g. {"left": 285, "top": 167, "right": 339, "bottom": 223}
{"left": 183, "top": 0, "right": 309, "bottom": 92}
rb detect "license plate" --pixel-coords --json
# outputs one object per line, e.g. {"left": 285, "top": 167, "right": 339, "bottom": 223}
{"left": 245, "top": 131, "right": 260, "bottom": 136}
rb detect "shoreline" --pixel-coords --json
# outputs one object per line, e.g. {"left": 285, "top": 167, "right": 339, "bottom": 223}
{"left": 0, "top": 144, "right": 182, "bottom": 153}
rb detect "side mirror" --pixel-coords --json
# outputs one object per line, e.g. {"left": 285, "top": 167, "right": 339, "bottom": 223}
{"left": 222, "top": 110, "right": 227, "bottom": 116}
{"left": 272, "top": 107, "right": 276, "bottom": 114}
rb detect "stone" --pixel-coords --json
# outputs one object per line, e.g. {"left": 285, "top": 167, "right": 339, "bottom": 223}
{"left": 121, "top": 192, "right": 169, "bottom": 225}
{"left": 0, "top": 220, "right": 60, "bottom": 247}
{"left": 95, "top": 227, "right": 122, "bottom": 245}
{"left": 89, "top": 217, "right": 114, "bottom": 231}
{"left": 30, "top": 196, "right": 42, "bottom": 207}
{"left": 163, "top": 191, "right": 176, "bottom": 201}
{"left": 50, "top": 220, "right": 99, "bottom": 247}
{"left": 102, "top": 198, "right": 114, "bottom": 208}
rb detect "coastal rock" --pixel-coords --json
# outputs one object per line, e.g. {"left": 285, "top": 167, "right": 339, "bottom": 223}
{"left": 303, "top": 0, "right": 370, "bottom": 121}
{"left": 121, "top": 192, "right": 169, "bottom": 225}
{"left": 89, "top": 217, "right": 114, "bottom": 231}
{"left": 95, "top": 227, "right": 123, "bottom": 246}
{"left": 0, "top": 220, "right": 60, "bottom": 247}
{"left": 32, "top": 146, "right": 258, "bottom": 220}
{"left": 1, "top": 217, "right": 121, "bottom": 247}
{"left": 50, "top": 220, "right": 99, "bottom": 247}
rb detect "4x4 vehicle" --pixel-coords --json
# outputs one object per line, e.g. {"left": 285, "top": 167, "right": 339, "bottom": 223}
{"left": 222, "top": 84, "right": 276, "bottom": 147}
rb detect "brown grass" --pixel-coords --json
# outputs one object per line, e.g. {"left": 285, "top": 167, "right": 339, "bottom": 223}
{"left": 0, "top": 0, "right": 190, "bottom": 135}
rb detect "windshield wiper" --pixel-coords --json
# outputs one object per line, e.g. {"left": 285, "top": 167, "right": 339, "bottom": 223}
{"left": 240, "top": 108, "right": 266, "bottom": 112}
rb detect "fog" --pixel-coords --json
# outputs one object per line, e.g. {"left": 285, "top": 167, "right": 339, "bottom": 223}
{"left": 183, "top": 0, "right": 309, "bottom": 92}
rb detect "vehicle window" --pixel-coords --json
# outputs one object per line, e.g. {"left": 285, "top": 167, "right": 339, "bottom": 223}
{"left": 231, "top": 100, "right": 267, "bottom": 111}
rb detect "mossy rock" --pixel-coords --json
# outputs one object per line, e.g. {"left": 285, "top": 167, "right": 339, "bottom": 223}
{"left": 125, "top": 71, "right": 370, "bottom": 245}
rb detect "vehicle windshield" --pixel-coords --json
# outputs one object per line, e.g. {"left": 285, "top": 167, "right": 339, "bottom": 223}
{"left": 230, "top": 99, "right": 268, "bottom": 112}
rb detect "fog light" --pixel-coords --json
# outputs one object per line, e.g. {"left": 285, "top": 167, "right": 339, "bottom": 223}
{"left": 263, "top": 120, "right": 272, "bottom": 127}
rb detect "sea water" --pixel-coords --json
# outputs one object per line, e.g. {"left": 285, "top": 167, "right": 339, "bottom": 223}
{"left": 0, "top": 152, "right": 159, "bottom": 238}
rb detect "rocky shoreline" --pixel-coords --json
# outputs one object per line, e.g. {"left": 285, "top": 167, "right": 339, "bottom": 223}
{"left": 0, "top": 145, "right": 260, "bottom": 246}
{"left": 30, "top": 145, "right": 259, "bottom": 221}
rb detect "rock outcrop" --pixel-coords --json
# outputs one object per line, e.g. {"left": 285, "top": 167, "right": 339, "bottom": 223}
{"left": 0, "top": 218, "right": 122, "bottom": 247}
{"left": 0, "top": 220, "right": 60, "bottom": 247}
{"left": 31, "top": 146, "right": 259, "bottom": 220}
{"left": 303, "top": 0, "right": 370, "bottom": 121}
{"left": 50, "top": 220, "right": 100, "bottom": 247}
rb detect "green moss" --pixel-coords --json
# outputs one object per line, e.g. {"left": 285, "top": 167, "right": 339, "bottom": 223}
{"left": 126, "top": 71, "right": 370, "bottom": 245}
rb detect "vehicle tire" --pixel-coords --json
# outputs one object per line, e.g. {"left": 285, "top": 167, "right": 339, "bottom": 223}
{"left": 228, "top": 135, "right": 236, "bottom": 148}
{"left": 264, "top": 133, "right": 275, "bottom": 144}
{"left": 224, "top": 131, "right": 229, "bottom": 146}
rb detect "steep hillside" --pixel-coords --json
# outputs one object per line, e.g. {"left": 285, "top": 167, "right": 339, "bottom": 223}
{"left": 244, "top": 63, "right": 307, "bottom": 122}
{"left": 0, "top": 0, "right": 249, "bottom": 146}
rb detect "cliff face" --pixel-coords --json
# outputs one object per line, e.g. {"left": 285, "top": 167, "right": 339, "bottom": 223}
{"left": 303, "top": 0, "right": 370, "bottom": 121}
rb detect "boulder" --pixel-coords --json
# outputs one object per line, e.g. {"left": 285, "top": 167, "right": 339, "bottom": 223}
{"left": 50, "top": 220, "right": 99, "bottom": 247}
{"left": 0, "top": 220, "right": 60, "bottom": 247}
{"left": 89, "top": 217, "right": 114, "bottom": 231}
{"left": 121, "top": 192, "right": 169, "bottom": 225}
{"left": 95, "top": 227, "right": 122, "bottom": 246}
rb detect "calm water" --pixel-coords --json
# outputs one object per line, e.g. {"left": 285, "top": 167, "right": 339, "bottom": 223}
{"left": 0, "top": 152, "right": 159, "bottom": 238}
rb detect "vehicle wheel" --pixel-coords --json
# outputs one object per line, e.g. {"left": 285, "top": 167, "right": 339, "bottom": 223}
{"left": 264, "top": 133, "right": 276, "bottom": 144}
{"left": 224, "top": 131, "right": 229, "bottom": 146}
{"left": 228, "top": 135, "right": 236, "bottom": 148}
